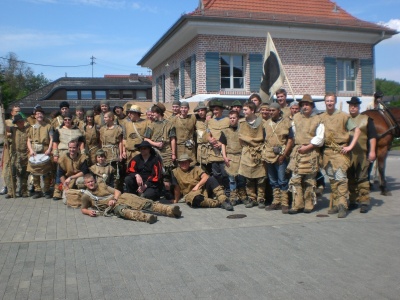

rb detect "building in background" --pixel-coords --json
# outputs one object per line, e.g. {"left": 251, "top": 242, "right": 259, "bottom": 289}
{"left": 137, "top": 0, "right": 397, "bottom": 109}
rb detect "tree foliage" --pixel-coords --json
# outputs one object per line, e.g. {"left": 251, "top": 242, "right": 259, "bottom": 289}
{"left": 0, "top": 52, "right": 50, "bottom": 108}
{"left": 376, "top": 78, "right": 400, "bottom": 96}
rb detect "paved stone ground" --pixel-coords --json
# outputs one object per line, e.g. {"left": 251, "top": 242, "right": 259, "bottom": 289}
{"left": 0, "top": 152, "right": 399, "bottom": 299}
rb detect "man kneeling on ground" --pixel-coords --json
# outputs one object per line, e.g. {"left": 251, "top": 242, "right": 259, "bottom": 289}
{"left": 171, "top": 154, "right": 233, "bottom": 211}
{"left": 80, "top": 174, "right": 181, "bottom": 224}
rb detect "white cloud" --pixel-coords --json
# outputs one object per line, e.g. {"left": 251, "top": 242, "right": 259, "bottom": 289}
{"left": 0, "top": 27, "right": 96, "bottom": 52}
{"left": 377, "top": 19, "right": 400, "bottom": 44}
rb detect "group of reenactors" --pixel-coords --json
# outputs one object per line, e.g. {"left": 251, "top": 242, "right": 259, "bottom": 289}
{"left": 1, "top": 88, "right": 380, "bottom": 222}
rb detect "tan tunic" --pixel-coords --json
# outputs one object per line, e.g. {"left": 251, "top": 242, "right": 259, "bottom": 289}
{"left": 58, "top": 153, "right": 88, "bottom": 188}
{"left": 57, "top": 127, "right": 84, "bottom": 151}
{"left": 172, "top": 166, "right": 204, "bottom": 195}
{"left": 263, "top": 117, "right": 292, "bottom": 164}
{"left": 10, "top": 126, "right": 29, "bottom": 170}
{"left": 124, "top": 118, "right": 150, "bottom": 162}
{"left": 173, "top": 114, "right": 197, "bottom": 164}
{"left": 350, "top": 114, "right": 368, "bottom": 165}
{"left": 27, "top": 123, "right": 53, "bottom": 175}
{"left": 320, "top": 110, "right": 351, "bottom": 170}
{"left": 145, "top": 119, "right": 175, "bottom": 168}
{"left": 99, "top": 125, "right": 123, "bottom": 163}
{"left": 203, "top": 117, "right": 230, "bottom": 163}
{"left": 90, "top": 163, "right": 115, "bottom": 185}
{"left": 83, "top": 124, "right": 100, "bottom": 165}
{"left": 195, "top": 118, "right": 208, "bottom": 165}
{"left": 238, "top": 117, "right": 266, "bottom": 178}
{"left": 288, "top": 112, "right": 322, "bottom": 175}
{"left": 221, "top": 127, "right": 241, "bottom": 176}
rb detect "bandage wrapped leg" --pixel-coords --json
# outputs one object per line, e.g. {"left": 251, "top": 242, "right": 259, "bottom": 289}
{"left": 114, "top": 204, "right": 157, "bottom": 224}
{"left": 151, "top": 202, "right": 182, "bottom": 218}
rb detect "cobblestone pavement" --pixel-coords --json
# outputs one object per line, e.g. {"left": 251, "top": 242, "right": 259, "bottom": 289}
{"left": 0, "top": 153, "right": 399, "bottom": 299}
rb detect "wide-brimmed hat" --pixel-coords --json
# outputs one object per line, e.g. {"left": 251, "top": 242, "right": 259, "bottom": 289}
{"left": 347, "top": 96, "right": 362, "bottom": 105}
{"left": 231, "top": 100, "right": 243, "bottom": 108}
{"left": 95, "top": 149, "right": 106, "bottom": 157}
{"left": 85, "top": 110, "right": 94, "bottom": 117}
{"left": 299, "top": 94, "right": 314, "bottom": 104}
{"left": 153, "top": 103, "right": 166, "bottom": 113}
{"left": 194, "top": 102, "right": 207, "bottom": 112}
{"left": 113, "top": 105, "right": 124, "bottom": 114}
{"left": 209, "top": 99, "right": 225, "bottom": 109}
{"left": 126, "top": 104, "right": 142, "bottom": 114}
{"left": 181, "top": 101, "right": 189, "bottom": 108}
{"left": 134, "top": 141, "right": 153, "bottom": 149}
{"left": 176, "top": 153, "right": 193, "bottom": 162}
{"left": 269, "top": 103, "right": 281, "bottom": 110}
{"left": 59, "top": 101, "right": 70, "bottom": 109}
{"left": 12, "top": 114, "right": 25, "bottom": 124}
{"left": 172, "top": 100, "right": 181, "bottom": 106}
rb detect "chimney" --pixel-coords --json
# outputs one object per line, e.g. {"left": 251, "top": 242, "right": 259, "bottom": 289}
{"left": 129, "top": 73, "right": 139, "bottom": 82}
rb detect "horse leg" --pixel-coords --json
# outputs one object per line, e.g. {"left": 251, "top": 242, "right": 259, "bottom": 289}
{"left": 378, "top": 148, "right": 391, "bottom": 196}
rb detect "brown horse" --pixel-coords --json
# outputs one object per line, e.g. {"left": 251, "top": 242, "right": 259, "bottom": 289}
{"left": 362, "top": 107, "right": 400, "bottom": 195}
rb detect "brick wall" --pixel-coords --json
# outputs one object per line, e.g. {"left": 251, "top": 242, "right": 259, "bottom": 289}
{"left": 152, "top": 34, "right": 373, "bottom": 102}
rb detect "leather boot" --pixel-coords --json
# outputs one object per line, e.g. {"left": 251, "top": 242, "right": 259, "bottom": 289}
{"left": 122, "top": 209, "right": 157, "bottom": 224}
{"left": 152, "top": 202, "right": 182, "bottom": 218}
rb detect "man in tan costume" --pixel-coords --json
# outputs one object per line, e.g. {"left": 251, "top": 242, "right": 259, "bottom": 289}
{"left": 82, "top": 110, "right": 100, "bottom": 166}
{"left": 27, "top": 108, "right": 53, "bottom": 199}
{"left": 54, "top": 140, "right": 89, "bottom": 200}
{"left": 80, "top": 174, "right": 181, "bottom": 224}
{"left": 193, "top": 102, "right": 209, "bottom": 170}
{"left": 220, "top": 110, "right": 247, "bottom": 205}
{"left": 320, "top": 93, "right": 360, "bottom": 218}
{"left": 238, "top": 101, "right": 267, "bottom": 208}
{"left": 172, "top": 101, "right": 197, "bottom": 165}
{"left": 122, "top": 104, "right": 150, "bottom": 165}
{"left": 171, "top": 154, "right": 233, "bottom": 210}
{"left": 263, "top": 103, "right": 294, "bottom": 213}
{"left": 144, "top": 103, "right": 176, "bottom": 200}
{"left": 5, "top": 114, "right": 29, "bottom": 198}
{"left": 202, "top": 100, "right": 230, "bottom": 195}
{"left": 347, "top": 97, "right": 377, "bottom": 213}
{"left": 287, "top": 95, "right": 324, "bottom": 214}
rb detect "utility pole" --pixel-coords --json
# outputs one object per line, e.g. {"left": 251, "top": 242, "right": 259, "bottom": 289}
{"left": 90, "top": 56, "right": 96, "bottom": 77}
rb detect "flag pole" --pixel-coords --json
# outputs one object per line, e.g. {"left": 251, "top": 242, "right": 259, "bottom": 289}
{"left": 281, "top": 68, "right": 297, "bottom": 101}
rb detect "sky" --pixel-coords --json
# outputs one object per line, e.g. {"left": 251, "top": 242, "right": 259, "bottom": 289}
{"left": 0, "top": 0, "right": 399, "bottom": 82}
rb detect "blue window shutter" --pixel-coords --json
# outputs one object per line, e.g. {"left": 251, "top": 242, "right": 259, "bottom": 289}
{"left": 180, "top": 61, "right": 185, "bottom": 97}
{"left": 324, "top": 57, "right": 337, "bottom": 93}
{"left": 162, "top": 74, "right": 165, "bottom": 103}
{"left": 249, "top": 53, "right": 263, "bottom": 92}
{"left": 191, "top": 54, "right": 196, "bottom": 94}
{"left": 360, "top": 59, "right": 374, "bottom": 95}
{"left": 155, "top": 77, "right": 159, "bottom": 103}
{"left": 205, "top": 52, "right": 220, "bottom": 92}
{"left": 174, "top": 88, "right": 179, "bottom": 101}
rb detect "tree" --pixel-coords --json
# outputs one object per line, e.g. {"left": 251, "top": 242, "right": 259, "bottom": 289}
{"left": 0, "top": 52, "right": 50, "bottom": 108}
{"left": 376, "top": 78, "right": 400, "bottom": 96}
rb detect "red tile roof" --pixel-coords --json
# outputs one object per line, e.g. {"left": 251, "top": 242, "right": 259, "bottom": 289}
{"left": 190, "top": 0, "right": 393, "bottom": 32}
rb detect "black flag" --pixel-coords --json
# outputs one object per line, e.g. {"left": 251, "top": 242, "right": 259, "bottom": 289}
{"left": 259, "top": 33, "right": 286, "bottom": 103}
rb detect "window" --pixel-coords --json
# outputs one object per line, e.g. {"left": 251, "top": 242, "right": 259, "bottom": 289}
{"left": 66, "top": 91, "right": 78, "bottom": 100}
{"left": 109, "top": 90, "right": 120, "bottom": 99}
{"left": 95, "top": 91, "right": 106, "bottom": 99}
{"left": 136, "top": 90, "right": 147, "bottom": 100}
{"left": 81, "top": 90, "right": 92, "bottom": 100}
{"left": 122, "top": 90, "right": 133, "bottom": 99}
{"left": 220, "top": 54, "right": 244, "bottom": 89}
{"left": 337, "top": 59, "right": 356, "bottom": 92}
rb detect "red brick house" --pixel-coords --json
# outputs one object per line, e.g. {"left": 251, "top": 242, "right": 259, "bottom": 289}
{"left": 138, "top": 0, "right": 397, "bottom": 107}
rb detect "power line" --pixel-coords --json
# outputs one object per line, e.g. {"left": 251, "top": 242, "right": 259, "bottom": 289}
{"left": 0, "top": 56, "right": 91, "bottom": 68}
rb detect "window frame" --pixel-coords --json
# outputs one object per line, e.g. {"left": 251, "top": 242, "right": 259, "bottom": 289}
{"left": 337, "top": 59, "right": 357, "bottom": 92}
{"left": 220, "top": 53, "right": 245, "bottom": 90}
